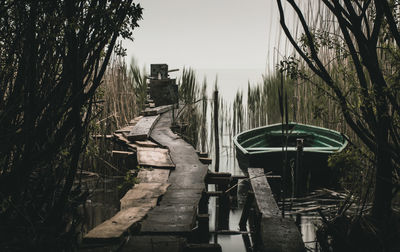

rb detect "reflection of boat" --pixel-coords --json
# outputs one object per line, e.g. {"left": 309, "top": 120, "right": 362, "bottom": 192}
{"left": 233, "top": 123, "right": 348, "bottom": 188}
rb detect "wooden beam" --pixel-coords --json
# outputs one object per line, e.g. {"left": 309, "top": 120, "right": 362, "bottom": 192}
{"left": 142, "top": 104, "right": 173, "bottom": 116}
{"left": 205, "top": 176, "right": 231, "bottom": 185}
{"left": 247, "top": 168, "right": 304, "bottom": 252}
{"left": 136, "top": 147, "right": 175, "bottom": 169}
{"left": 197, "top": 152, "right": 209, "bottom": 158}
{"left": 127, "top": 115, "right": 160, "bottom": 141}
{"left": 91, "top": 134, "right": 113, "bottom": 139}
{"left": 111, "top": 150, "right": 135, "bottom": 157}
{"left": 137, "top": 168, "right": 170, "bottom": 183}
{"left": 248, "top": 168, "right": 280, "bottom": 217}
{"left": 207, "top": 172, "right": 231, "bottom": 177}
{"left": 83, "top": 206, "right": 150, "bottom": 243}
{"left": 134, "top": 140, "right": 159, "bottom": 148}
{"left": 199, "top": 157, "right": 212, "bottom": 165}
{"left": 120, "top": 182, "right": 170, "bottom": 210}
{"left": 206, "top": 191, "right": 224, "bottom": 197}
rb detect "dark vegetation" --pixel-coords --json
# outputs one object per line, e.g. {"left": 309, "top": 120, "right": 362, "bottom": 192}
{"left": 275, "top": 0, "right": 400, "bottom": 250}
{"left": 0, "top": 1, "right": 142, "bottom": 250}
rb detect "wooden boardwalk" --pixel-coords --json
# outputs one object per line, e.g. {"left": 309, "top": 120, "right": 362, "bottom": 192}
{"left": 136, "top": 111, "right": 208, "bottom": 233}
{"left": 121, "top": 110, "right": 209, "bottom": 250}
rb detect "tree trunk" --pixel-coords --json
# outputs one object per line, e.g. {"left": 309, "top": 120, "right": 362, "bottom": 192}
{"left": 372, "top": 120, "right": 393, "bottom": 220}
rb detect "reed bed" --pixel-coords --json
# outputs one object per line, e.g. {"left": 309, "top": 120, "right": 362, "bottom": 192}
{"left": 82, "top": 55, "right": 146, "bottom": 175}
{"left": 175, "top": 68, "right": 208, "bottom": 151}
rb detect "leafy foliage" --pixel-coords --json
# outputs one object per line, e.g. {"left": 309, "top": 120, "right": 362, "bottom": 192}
{"left": 277, "top": 0, "right": 400, "bottom": 220}
{"left": 0, "top": 1, "right": 142, "bottom": 250}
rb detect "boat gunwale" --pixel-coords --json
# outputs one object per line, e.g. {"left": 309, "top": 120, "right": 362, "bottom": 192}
{"left": 233, "top": 122, "right": 348, "bottom": 156}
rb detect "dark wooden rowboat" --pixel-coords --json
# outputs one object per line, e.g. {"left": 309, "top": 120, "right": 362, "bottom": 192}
{"left": 233, "top": 122, "right": 348, "bottom": 188}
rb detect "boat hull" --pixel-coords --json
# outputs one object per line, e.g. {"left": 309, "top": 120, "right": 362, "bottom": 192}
{"left": 234, "top": 123, "right": 348, "bottom": 189}
{"left": 235, "top": 148, "right": 338, "bottom": 188}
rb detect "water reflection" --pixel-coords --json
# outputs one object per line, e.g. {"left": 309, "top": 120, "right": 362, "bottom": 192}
{"left": 79, "top": 176, "right": 124, "bottom": 233}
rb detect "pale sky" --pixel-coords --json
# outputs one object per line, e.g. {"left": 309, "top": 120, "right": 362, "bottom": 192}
{"left": 124, "top": 0, "right": 283, "bottom": 71}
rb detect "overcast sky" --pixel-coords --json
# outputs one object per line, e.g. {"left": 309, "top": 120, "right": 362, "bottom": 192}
{"left": 124, "top": 0, "right": 283, "bottom": 71}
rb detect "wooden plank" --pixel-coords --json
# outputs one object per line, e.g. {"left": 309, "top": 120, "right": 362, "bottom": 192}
{"left": 248, "top": 168, "right": 304, "bottom": 252}
{"left": 134, "top": 139, "right": 159, "bottom": 148}
{"left": 129, "top": 116, "right": 143, "bottom": 125}
{"left": 91, "top": 134, "right": 113, "bottom": 139}
{"left": 207, "top": 172, "right": 232, "bottom": 177}
{"left": 120, "top": 182, "right": 170, "bottom": 210}
{"left": 113, "top": 133, "right": 139, "bottom": 151}
{"left": 137, "top": 168, "right": 170, "bottom": 183}
{"left": 248, "top": 168, "right": 280, "bottom": 217}
{"left": 186, "top": 244, "right": 222, "bottom": 252}
{"left": 137, "top": 147, "right": 175, "bottom": 169}
{"left": 206, "top": 191, "right": 224, "bottom": 197}
{"left": 199, "top": 157, "right": 212, "bottom": 164}
{"left": 205, "top": 176, "right": 231, "bottom": 185}
{"left": 111, "top": 150, "right": 135, "bottom": 157}
{"left": 143, "top": 104, "right": 173, "bottom": 116}
{"left": 115, "top": 125, "right": 134, "bottom": 134}
{"left": 127, "top": 115, "right": 160, "bottom": 141}
{"left": 197, "top": 152, "right": 208, "bottom": 158}
{"left": 83, "top": 206, "right": 150, "bottom": 243}
{"left": 232, "top": 175, "right": 247, "bottom": 180}
{"left": 140, "top": 204, "right": 197, "bottom": 233}
{"left": 161, "top": 188, "right": 203, "bottom": 206}
{"left": 121, "top": 236, "right": 186, "bottom": 252}
{"left": 113, "top": 133, "right": 130, "bottom": 144}
{"left": 259, "top": 218, "right": 304, "bottom": 252}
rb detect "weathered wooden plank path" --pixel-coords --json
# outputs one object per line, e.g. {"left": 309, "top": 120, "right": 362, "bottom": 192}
{"left": 137, "top": 111, "right": 208, "bottom": 234}
{"left": 248, "top": 168, "right": 304, "bottom": 252}
{"left": 118, "top": 110, "right": 209, "bottom": 251}
{"left": 82, "top": 113, "right": 176, "bottom": 245}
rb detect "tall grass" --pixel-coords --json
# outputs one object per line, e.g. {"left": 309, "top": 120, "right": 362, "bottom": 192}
{"left": 82, "top": 55, "right": 146, "bottom": 175}
{"left": 175, "top": 68, "right": 208, "bottom": 150}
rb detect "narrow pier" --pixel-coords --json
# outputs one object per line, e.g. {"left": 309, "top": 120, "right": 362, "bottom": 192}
{"left": 81, "top": 64, "right": 305, "bottom": 252}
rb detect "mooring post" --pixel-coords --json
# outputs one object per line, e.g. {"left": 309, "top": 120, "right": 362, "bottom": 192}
{"left": 218, "top": 183, "right": 230, "bottom": 230}
{"left": 295, "top": 138, "right": 304, "bottom": 197}
{"left": 239, "top": 191, "right": 254, "bottom": 231}
{"left": 229, "top": 177, "right": 239, "bottom": 208}
{"left": 214, "top": 90, "right": 219, "bottom": 173}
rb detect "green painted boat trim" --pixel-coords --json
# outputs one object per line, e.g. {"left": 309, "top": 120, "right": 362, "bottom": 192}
{"left": 233, "top": 122, "right": 348, "bottom": 156}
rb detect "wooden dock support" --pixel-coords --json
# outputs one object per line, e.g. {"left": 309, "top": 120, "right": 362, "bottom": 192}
{"left": 213, "top": 90, "right": 219, "bottom": 172}
{"left": 239, "top": 192, "right": 254, "bottom": 231}
{"left": 247, "top": 168, "right": 305, "bottom": 252}
{"left": 197, "top": 191, "right": 210, "bottom": 243}
{"left": 217, "top": 183, "right": 230, "bottom": 231}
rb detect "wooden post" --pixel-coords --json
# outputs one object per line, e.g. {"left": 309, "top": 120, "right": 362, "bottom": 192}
{"left": 214, "top": 90, "right": 219, "bottom": 173}
{"left": 242, "top": 233, "right": 252, "bottom": 252}
{"left": 239, "top": 192, "right": 254, "bottom": 231}
{"left": 229, "top": 177, "right": 239, "bottom": 208}
{"left": 198, "top": 190, "right": 210, "bottom": 241}
{"left": 214, "top": 193, "right": 219, "bottom": 244}
{"left": 199, "top": 191, "right": 209, "bottom": 214}
{"left": 295, "top": 138, "right": 304, "bottom": 197}
{"left": 218, "top": 184, "right": 230, "bottom": 230}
